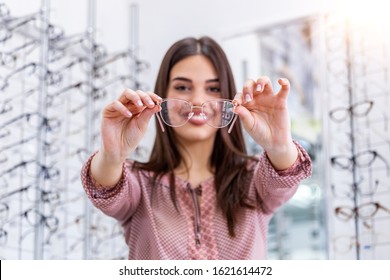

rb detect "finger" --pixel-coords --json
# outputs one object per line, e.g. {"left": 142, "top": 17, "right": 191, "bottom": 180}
{"left": 147, "top": 91, "right": 163, "bottom": 103}
{"left": 119, "top": 89, "right": 144, "bottom": 108}
{"left": 233, "top": 92, "right": 244, "bottom": 105}
{"left": 136, "top": 90, "right": 156, "bottom": 109}
{"left": 276, "top": 78, "right": 290, "bottom": 100}
{"left": 242, "top": 79, "right": 256, "bottom": 103}
{"left": 136, "top": 105, "right": 161, "bottom": 131}
{"left": 232, "top": 104, "right": 254, "bottom": 132}
{"left": 112, "top": 100, "right": 133, "bottom": 118}
{"left": 256, "top": 76, "right": 273, "bottom": 95}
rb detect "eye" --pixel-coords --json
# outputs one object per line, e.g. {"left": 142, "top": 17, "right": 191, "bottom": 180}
{"left": 208, "top": 86, "right": 220, "bottom": 93}
{"left": 174, "top": 85, "right": 191, "bottom": 92}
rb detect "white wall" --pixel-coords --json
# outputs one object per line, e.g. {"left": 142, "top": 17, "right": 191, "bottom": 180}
{"left": 99, "top": 0, "right": 331, "bottom": 89}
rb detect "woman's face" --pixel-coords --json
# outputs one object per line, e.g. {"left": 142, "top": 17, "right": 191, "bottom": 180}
{"left": 166, "top": 55, "right": 222, "bottom": 144}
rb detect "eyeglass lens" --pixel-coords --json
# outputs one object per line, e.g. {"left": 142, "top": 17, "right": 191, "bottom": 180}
{"left": 159, "top": 99, "right": 235, "bottom": 128}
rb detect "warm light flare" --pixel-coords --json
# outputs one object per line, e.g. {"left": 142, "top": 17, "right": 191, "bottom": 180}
{"left": 336, "top": 0, "right": 390, "bottom": 31}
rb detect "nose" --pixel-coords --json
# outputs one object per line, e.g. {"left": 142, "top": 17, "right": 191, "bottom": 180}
{"left": 188, "top": 87, "right": 206, "bottom": 106}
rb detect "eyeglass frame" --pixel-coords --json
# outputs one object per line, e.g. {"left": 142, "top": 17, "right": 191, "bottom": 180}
{"left": 330, "top": 150, "right": 390, "bottom": 176}
{"left": 155, "top": 98, "right": 239, "bottom": 134}
{"left": 22, "top": 208, "right": 59, "bottom": 232}
{"left": 331, "top": 177, "right": 382, "bottom": 199}
{"left": 332, "top": 231, "right": 390, "bottom": 254}
{"left": 334, "top": 202, "right": 390, "bottom": 222}
{"left": 329, "top": 100, "right": 374, "bottom": 123}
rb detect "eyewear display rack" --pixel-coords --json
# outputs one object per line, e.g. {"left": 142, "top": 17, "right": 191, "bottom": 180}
{"left": 325, "top": 14, "right": 390, "bottom": 260}
{"left": 256, "top": 16, "right": 325, "bottom": 260}
{"left": 0, "top": 0, "right": 147, "bottom": 259}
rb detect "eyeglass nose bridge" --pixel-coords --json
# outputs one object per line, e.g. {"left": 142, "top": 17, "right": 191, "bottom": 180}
{"left": 187, "top": 105, "right": 206, "bottom": 120}
{"left": 191, "top": 105, "right": 203, "bottom": 110}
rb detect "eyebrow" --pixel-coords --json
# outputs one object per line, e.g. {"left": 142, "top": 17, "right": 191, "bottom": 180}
{"left": 171, "top": 77, "right": 219, "bottom": 83}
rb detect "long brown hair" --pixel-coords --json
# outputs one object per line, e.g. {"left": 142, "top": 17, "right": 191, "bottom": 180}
{"left": 134, "top": 36, "right": 257, "bottom": 237}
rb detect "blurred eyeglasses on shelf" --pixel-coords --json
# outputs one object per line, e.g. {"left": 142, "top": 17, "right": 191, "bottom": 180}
{"left": 330, "top": 150, "right": 390, "bottom": 175}
{"left": 334, "top": 202, "right": 390, "bottom": 229}
{"left": 332, "top": 231, "right": 390, "bottom": 254}
{"left": 331, "top": 177, "right": 390, "bottom": 199}
{"left": 329, "top": 100, "right": 374, "bottom": 123}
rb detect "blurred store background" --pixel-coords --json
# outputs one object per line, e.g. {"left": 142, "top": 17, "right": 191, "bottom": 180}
{"left": 0, "top": 0, "right": 389, "bottom": 260}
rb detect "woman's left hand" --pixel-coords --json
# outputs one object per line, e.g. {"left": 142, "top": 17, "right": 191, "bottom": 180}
{"left": 233, "top": 76, "right": 297, "bottom": 167}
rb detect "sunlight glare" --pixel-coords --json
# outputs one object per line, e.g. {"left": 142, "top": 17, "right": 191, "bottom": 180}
{"left": 337, "top": 0, "right": 390, "bottom": 31}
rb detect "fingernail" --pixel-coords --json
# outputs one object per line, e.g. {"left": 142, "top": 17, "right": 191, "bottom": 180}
{"left": 127, "top": 111, "right": 132, "bottom": 118}
{"left": 245, "top": 93, "right": 252, "bottom": 102}
{"left": 137, "top": 100, "right": 143, "bottom": 107}
{"left": 280, "top": 78, "right": 288, "bottom": 83}
{"left": 256, "top": 84, "right": 263, "bottom": 91}
{"left": 147, "top": 99, "right": 155, "bottom": 106}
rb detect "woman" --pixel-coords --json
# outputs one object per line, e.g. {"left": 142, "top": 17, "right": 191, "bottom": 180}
{"left": 81, "top": 36, "right": 312, "bottom": 259}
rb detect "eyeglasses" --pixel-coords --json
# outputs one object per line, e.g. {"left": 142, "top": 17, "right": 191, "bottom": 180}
{"left": 22, "top": 208, "right": 59, "bottom": 232}
{"left": 0, "top": 184, "right": 61, "bottom": 205}
{"left": 330, "top": 150, "right": 390, "bottom": 175}
{"left": 50, "top": 32, "right": 107, "bottom": 61}
{"left": 0, "top": 39, "right": 38, "bottom": 68}
{"left": 331, "top": 177, "right": 383, "bottom": 199}
{"left": 0, "top": 14, "right": 39, "bottom": 43}
{"left": 0, "top": 160, "right": 60, "bottom": 181}
{"left": 329, "top": 100, "right": 374, "bottom": 122}
{"left": 334, "top": 202, "right": 390, "bottom": 223}
{"left": 156, "top": 98, "right": 238, "bottom": 133}
{"left": 94, "top": 49, "right": 149, "bottom": 72}
{"left": 0, "top": 88, "right": 36, "bottom": 114}
{"left": 48, "top": 75, "right": 138, "bottom": 102}
{"left": 332, "top": 232, "right": 390, "bottom": 254}
{"left": 0, "top": 62, "right": 63, "bottom": 91}
{"left": 0, "top": 112, "right": 61, "bottom": 133}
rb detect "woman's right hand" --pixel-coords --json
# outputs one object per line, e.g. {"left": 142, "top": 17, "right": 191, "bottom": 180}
{"left": 99, "top": 89, "right": 162, "bottom": 164}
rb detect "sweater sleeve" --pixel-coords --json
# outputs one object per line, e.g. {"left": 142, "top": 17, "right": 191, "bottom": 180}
{"left": 80, "top": 152, "right": 142, "bottom": 223}
{"left": 252, "top": 140, "right": 312, "bottom": 214}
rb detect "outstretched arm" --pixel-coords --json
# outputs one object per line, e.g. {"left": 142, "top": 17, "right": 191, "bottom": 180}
{"left": 233, "top": 76, "right": 298, "bottom": 170}
{"left": 90, "top": 89, "right": 161, "bottom": 187}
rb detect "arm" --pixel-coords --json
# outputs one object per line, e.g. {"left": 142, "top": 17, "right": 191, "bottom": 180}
{"left": 81, "top": 89, "right": 161, "bottom": 221}
{"left": 234, "top": 76, "right": 312, "bottom": 211}
{"left": 89, "top": 89, "right": 161, "bottom": 187}
{"left": 252, "top": 140, "right": 312, "bottom": 213}
{"left": 81, "top": 153, "right": 141, "bottom": 222}
{"left": 234, "top": 77, "right": 300, "bottom": 170}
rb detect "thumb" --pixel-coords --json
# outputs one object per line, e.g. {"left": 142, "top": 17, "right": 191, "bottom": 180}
{"left": 276, "top": 78, "right": 290, "bottom": 100}
{"left": 233, "top": 105, "right": 254, "bottom": 133}
{"left": 136, "top": 105, "right": 161, "bottom": 131}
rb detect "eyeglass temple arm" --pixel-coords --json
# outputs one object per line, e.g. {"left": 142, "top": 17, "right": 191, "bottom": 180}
{"left": 156, "top": 113, "right": 165, "bottom": 133}
{"left": 379, "top": 203, "right": 390, "bottom": 214}
{"left": 227, "top": 114, "right": 238, "bottom": 134}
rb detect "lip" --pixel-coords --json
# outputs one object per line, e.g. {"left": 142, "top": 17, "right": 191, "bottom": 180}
{"left": 188, "top": 113, "right": 207, "bottom": 125}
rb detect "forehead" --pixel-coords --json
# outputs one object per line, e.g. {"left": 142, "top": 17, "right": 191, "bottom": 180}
{"left": 170, "top": 55, "right": 218, "bottom": 81}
